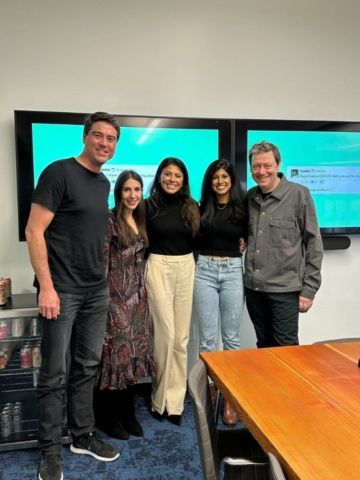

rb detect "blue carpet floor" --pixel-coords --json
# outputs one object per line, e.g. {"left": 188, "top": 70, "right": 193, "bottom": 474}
{"left": 0, "top": 392, "right": 203, "bottom": 480}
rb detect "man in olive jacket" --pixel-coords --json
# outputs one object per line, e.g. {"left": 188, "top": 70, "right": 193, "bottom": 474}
{"left": 245, "top": 141, "right": 323, "bottom": 348}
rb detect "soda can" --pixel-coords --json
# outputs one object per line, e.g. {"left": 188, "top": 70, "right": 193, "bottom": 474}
{"left": 0, "top": 321, "right": 7, "bottom": 339}
{"left": 3, "top": 346, "right": 9, "bottom": 364}
{"left": 0, "top": 278, "right": 11, "bottom": 298}
{"left": 33, "top": 368, "right": 40, "bottom": 387}
{"left": 2, "top": 407, "right": 13, "bottom": 433}
{"left": 12, "top": 318, "right": 24, "bottom": 337}
{"left": 6, "top": 319, "right": 12, "bottom": 337}
{"left": 30, "top": 317, "right": 40, "bottom": 337}
{"left": 3, "top": 403, "right": 13, "bottom": 411}
{"left": 0, "top": 410, "right": 11, "bottom": 437}
{"left": 20, "top": 346, "right": 32, "bottom": 368}
{"left": 0, "top": 350, "right": 5, "bottom": 370}
{"left": 0, "top": 282, "right": 6, "bottom": 306}
{"left": 13, "top": 405, "right": 23, "bottom": 433}
{"left": 32, "top": 346, "right": 41, "bottom": 368}
{"left": 14, "top": 402, "right": 23, "bottom": 410}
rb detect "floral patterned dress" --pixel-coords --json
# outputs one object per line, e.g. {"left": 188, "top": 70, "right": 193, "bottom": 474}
{"left": 96, "top": 211, "right": 156, "bottom": 390}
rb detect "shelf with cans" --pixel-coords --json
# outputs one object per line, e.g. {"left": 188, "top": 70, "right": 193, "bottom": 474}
{"left": 0, "top": 293, "right": 71, "bottom": 451}
{"left": 0, "top": 312, "right": 44, "bottom": 448}
{"left": 0, "top": 315, "right": 42, "bottom": 381}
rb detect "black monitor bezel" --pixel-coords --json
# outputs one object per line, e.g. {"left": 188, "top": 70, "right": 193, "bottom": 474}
{"left": 234, "top": 119, "right": 360, "bottom": 235}
{"left": 15, "top": 110, "right": 233, "bottom": 241}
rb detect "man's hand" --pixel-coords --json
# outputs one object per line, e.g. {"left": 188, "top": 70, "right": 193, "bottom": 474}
{"left": 299, "top": 296, "right": 313, "bottom": 313}
{"left": 38, "top": 287, "right": 60, "bottom": 319}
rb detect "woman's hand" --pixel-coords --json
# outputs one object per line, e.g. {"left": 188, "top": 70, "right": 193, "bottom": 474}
{"left": 239, "top": 237, "right": 247, "bottom": 253}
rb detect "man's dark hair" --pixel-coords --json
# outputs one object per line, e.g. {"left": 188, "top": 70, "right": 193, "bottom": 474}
{"left": 83, "top": 112, "right": 120, "bottom": 140}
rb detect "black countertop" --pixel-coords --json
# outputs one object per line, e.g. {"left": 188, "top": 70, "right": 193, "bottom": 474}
{"left": 0, "top": 294, "right": 37, "bottom": 311}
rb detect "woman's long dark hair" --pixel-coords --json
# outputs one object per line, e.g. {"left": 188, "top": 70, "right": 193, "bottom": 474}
{"left": 147, "top": 157, "right": 200, "bottom": 236}
{"left": 113, "top": 170, "right": 148, "bottom": 248}
{"left": 200, "top": 159, "right": 246, "bottom": 225}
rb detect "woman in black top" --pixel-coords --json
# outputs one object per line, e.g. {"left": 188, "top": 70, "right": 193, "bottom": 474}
{"left": 193, "top": 159, "right": 247, "bottom": 426}
{"left": 145, "top": 157, "right": 200, "bottom": 426}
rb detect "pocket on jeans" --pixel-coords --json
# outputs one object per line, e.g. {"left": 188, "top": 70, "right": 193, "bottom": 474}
{"left": 196, "top": 261, "right": 206, "bottom": 269}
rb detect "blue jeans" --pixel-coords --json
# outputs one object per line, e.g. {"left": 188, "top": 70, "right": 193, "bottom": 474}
{"left": 193, "top": 255, "right": 244, "bottom": 353}
{"left": 37, "top": 287, "right": 109, "bottom": 453}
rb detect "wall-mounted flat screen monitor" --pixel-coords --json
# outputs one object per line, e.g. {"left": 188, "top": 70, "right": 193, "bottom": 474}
{"left": 235, "top": 119, "right": 360, "bottom": 235}
{"left": 15, "top": 111, "right": 232, "bottom": 241}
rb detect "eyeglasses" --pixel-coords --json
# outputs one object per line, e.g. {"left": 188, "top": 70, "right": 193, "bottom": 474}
{"left": 251, "top": 163, "right": 277, "bottom": 172}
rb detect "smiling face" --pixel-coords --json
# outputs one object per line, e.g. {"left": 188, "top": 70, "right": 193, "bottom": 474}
{"left": 211, "top": 168, "right": 232, "bottom": 202}
{"left": 250, "top": 151, "right": 281, "bottom": 193}
{"left": 121, "top": 178, "right": 142, "bottom": 214}
{"left": 159, "top": 164, "right": 184, "bottom": 194}
{"left": 82, "top": 121, "right": 118, "bottom": 172}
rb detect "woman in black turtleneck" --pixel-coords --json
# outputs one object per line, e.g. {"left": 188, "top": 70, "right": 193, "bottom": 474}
{"left": 144, "top": 157, "right": 200, "bottom": 426}
{"left": 193, "top": 159, "right": 247, "bottom": 427}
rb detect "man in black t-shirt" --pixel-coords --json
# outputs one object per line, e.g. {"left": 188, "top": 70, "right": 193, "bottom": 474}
{"left": 26, "top": 112, "right": 120, "bottom": 480}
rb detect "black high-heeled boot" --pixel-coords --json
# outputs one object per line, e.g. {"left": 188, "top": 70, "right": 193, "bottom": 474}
{"left": 167, "top": 414, "right": 182, "bottom": 426}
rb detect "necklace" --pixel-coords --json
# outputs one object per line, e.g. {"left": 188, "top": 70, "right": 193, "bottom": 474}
{"left": 217, "top": 203, "right": 228, "bottom": 210}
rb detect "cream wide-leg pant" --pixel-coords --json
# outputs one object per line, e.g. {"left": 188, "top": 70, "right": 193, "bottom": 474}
{"left": 144, "top": 253, "right": 195, "bottom": 415}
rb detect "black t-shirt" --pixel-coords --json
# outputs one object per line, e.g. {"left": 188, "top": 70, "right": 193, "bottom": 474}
{"left": 197, "top": 205, "right": 247, "bottom": 257}
{"left": 32, "top": 157, "right": 110, "bottom": 293}
{"left": 145, "top": 193, "right": 195, "bottom": 255}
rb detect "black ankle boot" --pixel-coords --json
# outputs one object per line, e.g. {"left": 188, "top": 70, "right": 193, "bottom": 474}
{"left": 119, "top": 387, "right": 144, "bottom": 437}
{"left": 94, "top": 388, "right": 130, "bottom": 440}
{"left": 107, "top": 418, "right": 130, "bottom": 440}
{"left": 122, "top": 415, "right": 143, "bottom": 437}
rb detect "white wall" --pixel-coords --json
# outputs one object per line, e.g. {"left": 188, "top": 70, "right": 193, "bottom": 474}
{"left": 1, "top": 0, "right": 359, "bottom": 358}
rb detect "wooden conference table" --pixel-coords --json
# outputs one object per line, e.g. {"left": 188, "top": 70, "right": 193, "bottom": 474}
{"left": 200, "top": 342, "right": 360, "bottom": 480}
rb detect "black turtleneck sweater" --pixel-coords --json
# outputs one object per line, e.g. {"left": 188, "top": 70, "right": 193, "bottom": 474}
{"left": 145, "top": 192, "right": 194, "bottom": 255}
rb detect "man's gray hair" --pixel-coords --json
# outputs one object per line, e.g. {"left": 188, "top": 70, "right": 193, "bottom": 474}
{"left": 248, "top": 140, "right": 281, "bottom": 165}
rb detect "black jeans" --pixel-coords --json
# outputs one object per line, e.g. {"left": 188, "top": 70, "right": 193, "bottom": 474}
{"left": 37, "top": 287, "right": 109, "bottom": 453}
{"left": 245, "top": 287, "right": 299, "bottom": 348}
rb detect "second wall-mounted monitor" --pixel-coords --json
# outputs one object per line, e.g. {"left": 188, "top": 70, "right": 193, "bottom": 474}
{"left": 15, "top": 111, "right": 232, "bottom": 241}
{"left": 235, "top": 119, "right": 360, "bottom": 236}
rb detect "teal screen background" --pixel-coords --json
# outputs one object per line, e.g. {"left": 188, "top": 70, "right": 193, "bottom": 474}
{"left": 247, "top": 130, "right": 360, "bottom": 228}
{"left": 32, "top": 124, "right": 220, "bottom": 207}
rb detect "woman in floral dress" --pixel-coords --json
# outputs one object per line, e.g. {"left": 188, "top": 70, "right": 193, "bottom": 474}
{"left": 94, "top": 170, "right": 156, "bottom": 440}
